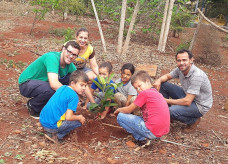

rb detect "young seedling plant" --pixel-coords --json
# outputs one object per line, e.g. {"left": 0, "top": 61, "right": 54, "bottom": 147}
{"left": 88, "top": 73, "right": 122, "bottom": 115}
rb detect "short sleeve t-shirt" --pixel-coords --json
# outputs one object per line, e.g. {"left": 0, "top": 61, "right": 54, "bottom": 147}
{"left": 170, "top": 64, "right": 213, "bottom": 115}
{"left": 134, "top": 88, "right": 170, "bottom": 138}
{"left": 18, "top": 52, "right": 76, "bottom": 84}
{"left": 40, "top": 85, "right": 79, "bottom": 129}
{"left": 91, "top": 77, "right": 115, "bottom": 92}
{"left": 115, "top": 78, "right": 137, "bottom": 97}
{"left": 74, "top": 44, "right": 95, "bottom": 69}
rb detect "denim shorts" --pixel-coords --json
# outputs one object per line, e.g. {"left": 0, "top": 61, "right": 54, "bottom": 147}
{"left": 78, "top": 66, "right": 92, "bottom": 73}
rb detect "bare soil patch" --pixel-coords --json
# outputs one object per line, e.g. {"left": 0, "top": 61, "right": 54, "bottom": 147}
{"left": 0, "top": 2, "right": 227, "bottom": 164}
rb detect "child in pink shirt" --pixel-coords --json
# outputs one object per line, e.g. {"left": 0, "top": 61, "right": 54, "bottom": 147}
{"left": 114, "top": 70, "right": 170, "bottom": 146}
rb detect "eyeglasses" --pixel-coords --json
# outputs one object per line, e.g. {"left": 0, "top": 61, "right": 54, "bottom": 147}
{"left": 65, "top": 47, "right": 78, "bottom": 58}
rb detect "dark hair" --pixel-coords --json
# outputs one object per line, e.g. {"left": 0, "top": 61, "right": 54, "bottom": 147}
{"left": 176, "top": 49, "right": 193, "bottom": 60}
{"left": 121, "top": 63, "right": 135, "bottom": 75}
{"left": 69, "top": 70, "right": 89, "bottom": 84}
{"left": 99, "top": 61, "right": 113, "bottom": 73}
{"left": 65, "top": 40, "right": 80, "bottom": 51}
{"left": 131, "top": 70, "right": 153, "bottom": 85}
{"left": 76, "top": 27, "right": 89, "bottom": 37}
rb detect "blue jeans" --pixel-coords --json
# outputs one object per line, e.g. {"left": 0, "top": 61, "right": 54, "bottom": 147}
{"left": 19, "top": 74, "right": 70, "bottom": 113}
{"left": 78, "top": 66, "right": 92, "bottom": 73}
{"left": 160, "top": 82, "right": 202, "bottom": 125}
{"left": 44, "top": 120, "right": 82, "bottom": 139}
{"left": 117, "top": 113, "right": 157, "bottom": 141}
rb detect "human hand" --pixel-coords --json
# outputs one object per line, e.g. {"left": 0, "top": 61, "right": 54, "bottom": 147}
{"left": 114, "top": 108, "right": 120, "bottom": 116}
{"left": 82, "top": 104, "right": 87, "bottom": 110}
{"left": 78, "top": 115, "right": 86, "bottom": 124}
{"left": 153, "top": 79, "right": 161, "bottom": 91}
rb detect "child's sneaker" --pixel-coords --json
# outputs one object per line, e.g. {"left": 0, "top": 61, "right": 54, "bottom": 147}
{"left": 27, "top": 100, "right": 40, "bottom": 119}
{"left": 58, "top": 138, "right": 64, "bottom": 144}
{"left": 45, "top": 132, "right": 64, "bottom": 144}
{"left": 135, "top": 139, "right": 152, "bottom": 148}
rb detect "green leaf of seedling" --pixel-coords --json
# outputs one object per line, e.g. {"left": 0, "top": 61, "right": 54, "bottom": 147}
{"left": 97, "top": 76, "right": 106, "bottom": 85}
{"left": 99, "top": 106, "right": 105, "bottom": 113}
{"left": 107, "top": 83, "right": 117, "bottom": 90}
{"left": 107, "top": 72, "right": 115, "bottom": 84}
{"left": 103, "top": 89, "right": 114, "bottom": 100}
{"left": 92, "top": 79, "right": 103, "bottom": 91}
{"left": 104, "top": 103, "right": 118, "bottom": 107}
{"left": 0, "top": 159, "right": 5, "bottom": 164}
{"left": 88, "top": 103, "right": 99, "bottom": 113}
{"left": 117, "top": 82, "right": 123, "bottom": 87}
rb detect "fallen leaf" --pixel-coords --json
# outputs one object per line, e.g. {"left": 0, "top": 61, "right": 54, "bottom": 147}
{"left": 38, "top": 141, "right": 46, "bottom": 147}
{"left": 201, "top": 143, "right": 209, "bottom": 147}
{"left": 107, "top": 158, "right": 116, "bottom": 164}
{"left": 159, "top": 149, "right": 167, "bottom": 154}
{"left": 126, "top": 141, "right": 136, "bottom": 148}
{"left": 14, "top": 130, "right": 21, "bottom": 134}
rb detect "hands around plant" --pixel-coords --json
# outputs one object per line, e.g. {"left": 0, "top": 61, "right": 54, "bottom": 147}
{"left": 82, "top": 104, "right": 87, "bottom": 110}
{"left": 114, "top": 108, "right": 122, "bottom": 116}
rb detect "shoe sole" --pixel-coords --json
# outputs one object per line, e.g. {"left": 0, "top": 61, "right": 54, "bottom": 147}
{"left": 30, "top": 115, "right": 40, "bottom": 120}
{"left": 141, "top": 140, "right": 151, "bottom": 148}
{"left": 26, "top": 102, "right": 40, "bottom": 119}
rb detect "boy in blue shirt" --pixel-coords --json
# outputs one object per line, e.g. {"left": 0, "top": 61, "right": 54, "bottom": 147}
{"left": 40, "top": 70, "right": 88, "bottom": 143}
{"left": 87, "top": 62, "right": 115, "bottom": 119}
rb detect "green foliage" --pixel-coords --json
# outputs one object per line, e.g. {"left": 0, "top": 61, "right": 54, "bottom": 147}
{"left": 226, "top": 34, "right": 228, "bottom": 41}
{"left": 14, "top": 154, "right": 25, "bottom": 160}
{"left": 7, "top": 50, "right": 19, "bottom": 57}
{"left": 93, "top": 0, "right": 194, "bottom": 41}
{"left": 171, "top": 8, "right": 194, "bottom": 37}
{"left": 30, "top": 0, "right": 53, "bottom": 34}
{"left": 64, "top": 28, "right": 75, "bottom": 42}
{"left": 204, "top": 0, "right": 228, "bottom": 17}
{"left": 30, "top": 0, "right": 85, "bottom": 34}
{"left": 94, "top": 0, "right": 122, "bottom": 21}
{"left": 48, "top": 27, "right": 75, "bottom": 42}
{"left": 54, "top": 0, "right": 86, "bottom": 21}
{"left": 176, "top": 40, "right": 191, "bottom": 51}
{"left": 0, "top": 59, "right": 27, "bottom": 69}
{"left": 0, "top": 159, "right": 5, "bottom": 164}
{"left": 88, "top": 73, "right": 123, "bottom": 114}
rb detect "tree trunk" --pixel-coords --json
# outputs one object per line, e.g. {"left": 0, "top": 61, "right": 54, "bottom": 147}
{"left": 194, "top": 0, "right": 199, "bottom": 13}
{"left": 189, "top": 14, "right": 202, "bottom": 51}
{"left": 63, "top": 8, "right": 68, "bottom": 22}
{"left": 121, "top": 0, "right": 140, "bottom": 56}
{"left": 158, "top": 0, "right": 169, "bottom": 51}
{"left": 117, "top": 0, "right": 127, "bottom": 54}
{"left": 197, "top": 8, "right": 228, "bottom": 33}
{"left": 91, "top": 0, "right": 107, "bottom": 53}
{"left": 160, "top": 0, "right": 175, "bottom": 52}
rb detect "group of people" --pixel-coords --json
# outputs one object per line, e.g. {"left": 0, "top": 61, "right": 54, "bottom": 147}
{"left": 18, "top": 28, "right": 213, "bottom": 145}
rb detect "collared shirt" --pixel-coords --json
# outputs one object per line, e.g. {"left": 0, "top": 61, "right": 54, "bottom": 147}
{"left": 170, "top": 64, "right": 213, "bottom": 115}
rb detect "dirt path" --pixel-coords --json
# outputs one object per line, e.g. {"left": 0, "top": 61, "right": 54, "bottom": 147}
{"left": 0, "top": 2, "right": 227, "bottom": 164}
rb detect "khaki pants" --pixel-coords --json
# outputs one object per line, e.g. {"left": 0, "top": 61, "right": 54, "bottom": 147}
{"left": 114, "top": 92, "right": 141, "bottom": 116}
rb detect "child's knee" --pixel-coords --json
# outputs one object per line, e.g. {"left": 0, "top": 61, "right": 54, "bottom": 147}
{"left": 117, "top": 112, "right": 124, "bottom": 121}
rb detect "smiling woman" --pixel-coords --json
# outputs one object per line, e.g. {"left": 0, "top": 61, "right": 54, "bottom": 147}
{"left": 64, "top": 28, "right": 99, "bottom": 81}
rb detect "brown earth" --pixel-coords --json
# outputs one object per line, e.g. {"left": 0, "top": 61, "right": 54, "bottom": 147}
{"left": 0, "top": 1, "right": 228, "bottom": 164}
